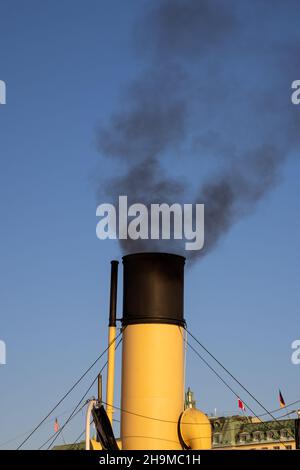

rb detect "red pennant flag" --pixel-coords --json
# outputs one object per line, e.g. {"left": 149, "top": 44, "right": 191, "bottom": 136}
{"left": 54, "top": 418, "right": 59, "bottom": 433}
{"left": 238, "top": 399, "right": 246, "bottom": 411}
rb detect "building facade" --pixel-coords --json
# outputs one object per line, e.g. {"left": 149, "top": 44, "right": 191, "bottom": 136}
{"left": 211, "top": 415, "right": 296, "bottom": 450}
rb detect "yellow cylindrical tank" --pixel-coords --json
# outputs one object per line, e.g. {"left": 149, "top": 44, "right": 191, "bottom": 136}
{"left": 179, "top": 408, "right": 212, "bottom": 450}
{"left": 121, "top": 323, "right": 185, "bottom": 450}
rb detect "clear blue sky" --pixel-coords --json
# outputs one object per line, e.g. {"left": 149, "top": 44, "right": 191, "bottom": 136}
{"left": 0, "top": 0, "right": 299, "bottom": 449}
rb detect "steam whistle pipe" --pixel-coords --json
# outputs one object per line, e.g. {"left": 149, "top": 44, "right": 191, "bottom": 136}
{"left": 106, "top": 260, "right": 119, "bottom": 424}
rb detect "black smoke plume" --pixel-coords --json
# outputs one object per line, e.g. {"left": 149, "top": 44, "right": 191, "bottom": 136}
{"left": 97, "top": 0, "right": 300, "bottom": 261}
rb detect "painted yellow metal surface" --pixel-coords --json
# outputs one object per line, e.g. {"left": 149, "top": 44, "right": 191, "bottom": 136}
{"left": 106, "top": 325, "right": 116, "bottom": 424}
{"left": 120, "top": 324, "right": 185, "bottom": 450}
{"left": 179, "top": 408, "right": 212, "bottom": 450}
{"left": 90, "top": 439, "right": 102, "bottom": 450}
{"left": 90, "top": 438, "right": 123, "bottom": 450}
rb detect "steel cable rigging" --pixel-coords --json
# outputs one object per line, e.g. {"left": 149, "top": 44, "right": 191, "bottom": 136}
{"left": 16, "top": 329, "right": 123, "bottom": 450}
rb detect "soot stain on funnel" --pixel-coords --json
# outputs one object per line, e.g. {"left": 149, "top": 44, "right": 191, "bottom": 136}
{"left": 96, "top": 0, "right": 300, "bottom": 261}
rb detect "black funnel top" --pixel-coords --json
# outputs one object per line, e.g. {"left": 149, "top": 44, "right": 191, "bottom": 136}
{"left": 122, "top": 252, "right": 185, "bottom": 326}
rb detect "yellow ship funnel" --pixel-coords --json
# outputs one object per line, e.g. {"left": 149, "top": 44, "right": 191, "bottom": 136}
{"left": 119, "top": 252, "right": 211, "bottom": 450}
